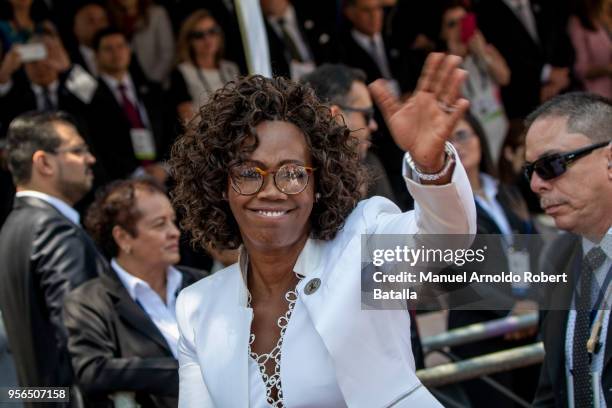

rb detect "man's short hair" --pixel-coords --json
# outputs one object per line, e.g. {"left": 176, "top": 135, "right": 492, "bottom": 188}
{"left": 525, "top": 92, "right": 612, "bottom": 143}
{"left": 92, "top": 26, "right": 126, "bottom": 52}
{"left": 302, "top": 63, "right": 367, "bottom": 106}
{"left": 6, "top": 111, "right": 76, "bottom": 185}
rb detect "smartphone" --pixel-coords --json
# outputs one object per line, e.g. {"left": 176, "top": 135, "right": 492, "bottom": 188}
{"left": 16, "top": 43, "right": 47, "bottom": 63}
{"left": 460, "top": 13, "right": 477, "bottom": 44}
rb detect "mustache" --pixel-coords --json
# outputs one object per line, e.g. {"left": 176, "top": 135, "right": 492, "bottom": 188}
{"left": 540, "top": 197, "right": 568, "bottom": 208}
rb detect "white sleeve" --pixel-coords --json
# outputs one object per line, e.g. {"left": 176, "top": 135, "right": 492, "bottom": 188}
{"left": 176, "top": 292, "right": 215, "bottom": 408}
{"left": 369, "top": 146, "right": 476, "bottom": 236}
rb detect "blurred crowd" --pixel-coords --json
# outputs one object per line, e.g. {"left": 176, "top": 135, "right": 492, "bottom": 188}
{"left": 0, "top": 0, "right": 611, "bottom": 406}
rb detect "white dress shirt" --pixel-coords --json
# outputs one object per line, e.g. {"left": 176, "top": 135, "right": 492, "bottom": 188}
{"left": 474, "top": 173, "right": 514, "bottom": 244}
{"left": 112, "top": 259, "right": 183, "bottom": 358}
{"left": 564, "top": 227, "right": 612, "bottom": 408}
{"left": 267, "top": 4, "right": 313, "bottom": 63}
{"left": 15, "top": 190, "right": 80, "bottom": 225}
{"left": 31, "top": 81, "right": 60, "bottom": 110}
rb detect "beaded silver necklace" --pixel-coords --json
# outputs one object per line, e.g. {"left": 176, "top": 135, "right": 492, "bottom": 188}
{"left": 247, "top": 273, "right": 302, "bottom": 408}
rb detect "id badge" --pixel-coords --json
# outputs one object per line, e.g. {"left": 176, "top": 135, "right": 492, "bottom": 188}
{"left": 130, "top": 129, "right": 156, "bottom": 161}
{"left": 508, "top": 248, "right": 531, "bottom": 295}
{"left": 289, "top": 61, "right": 315, "bottom": 80}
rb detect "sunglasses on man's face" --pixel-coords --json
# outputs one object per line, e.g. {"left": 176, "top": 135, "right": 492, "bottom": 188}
{"left": 523, "top": 141, "right": 609, "bottom": 182}
{"left": 188, "top": 26, "right": 221, "bottom": 40}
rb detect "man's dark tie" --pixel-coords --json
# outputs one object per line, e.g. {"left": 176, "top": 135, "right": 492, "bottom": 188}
{"left": 117, "top": 83, "right": 144, "bottom": 129}
{"left": 277, "top": 17, "right": 303, "bottom": 62}
{"left": 42, "top": 87, "right": 55, "bottom": 111}
{"left": 573, "top": 246, "right": 607, "bottom": 408}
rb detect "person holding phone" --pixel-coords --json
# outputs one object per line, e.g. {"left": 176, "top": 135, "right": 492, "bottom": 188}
{"left": 439, "top": 0, "right": 511, "bottom": 164}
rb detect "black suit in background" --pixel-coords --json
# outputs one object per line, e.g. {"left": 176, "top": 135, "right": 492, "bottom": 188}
{"left": 534, "top": 233, "right": 612, "bottom": 407}
{"left": 0, "top": 197, "right": 106, "bottom": 397}
{"left": 85, "top": 76, "right": 168, "bottom": 185}
{"left": 474, "top": 0, "right": 574, "bottom": 119}
{"left": 448, "top": 184, "right": 541, "bottom": 407}
{"left": 264, "top": 4, "right": 338, "bottom": 79}
{"left": 63, "top": 266, "right": 207, "bottom": 408}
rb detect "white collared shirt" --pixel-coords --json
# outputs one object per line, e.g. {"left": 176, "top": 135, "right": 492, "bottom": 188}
{"left": 78, "top": 44, "right": 98, "bottom": 76}
{"left": 31, "top": 81, "right": 60, "bottom": 111}
{"left": 15, "top": 190, "right": 80, "bottom": 225}
{"left": 267, "top": 4, "right": 313, "bottom": 62}
{"left": 112, "top": 259, "right": 183, "bottom": 358}
{"left": 474, "top": 173, "right": 514, "bottom": 244}
{"left": 564, "top": 227, "right": 612, "bottom": 407}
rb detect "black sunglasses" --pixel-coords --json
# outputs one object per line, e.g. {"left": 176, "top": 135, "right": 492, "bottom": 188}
{"left": 338, "top": 105, "right": 375, "bottom": 124}
{"left": 523, "top": 141, "right": 609, "bottom": 181}
{"left": 188, "top": 26, "right": 221, "bottom": 40}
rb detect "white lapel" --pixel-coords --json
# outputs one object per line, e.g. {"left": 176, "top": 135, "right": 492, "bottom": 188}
{"left": 194, "top": 262, "right": 252, "bottom": 407}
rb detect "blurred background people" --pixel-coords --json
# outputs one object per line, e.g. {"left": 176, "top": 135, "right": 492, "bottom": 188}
{"left": 447, "top": 112, "right": 540, "bottom": 407}
{"left": 69, "top": 2, "right": 110, "bottom": 76}
{"left": 169, "top": 9, "right": 239, "bottom": 123}
{"left": 567, "top": 0, "right": 612, "bottom": 98}
{"left": 439, "top": 0, "right": 510, "bottom": 164}
{"left": 64, "top": 178, "right": 207, "bottom": 407}
{"left": 86, "top": 28, "right": 168, "bottom": 186}
{"left": 107, "top": 0, "right": 174, "bottom": 84}
{"left": 0, "top": 111, "right": 105, "bottom": 395}
{"left": 302, "top": 63, "right": 396, "bottom": 203}
{"left": 0, "top": 0, "right": 52, "bottom": 55}
{"left": 474, "top": 0, "right": 574, "bottom": 119}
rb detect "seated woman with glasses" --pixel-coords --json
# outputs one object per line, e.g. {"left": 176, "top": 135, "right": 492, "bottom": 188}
{"left": 63, "top": 178, "right": 207, "bottom": 408}
{"left": 168, "top": 9, "right": 240, "bottom": 123}
{"left": 169, "top": 53, "right": 476, "bottom": 407}
{"left": 447, "top": 112, "right": 541, "bottom": 407}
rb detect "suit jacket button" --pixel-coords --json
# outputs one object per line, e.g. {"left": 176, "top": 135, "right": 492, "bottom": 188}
{"left": 304, "top": 278, "right": 321, "bottom": 295}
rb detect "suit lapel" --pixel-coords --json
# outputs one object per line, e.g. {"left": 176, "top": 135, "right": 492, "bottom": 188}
{"left": 195, "top": 265, "right": 250, "bottom": 407}
{"left": 103, "top": 273, "right": 173, "bottom": 355}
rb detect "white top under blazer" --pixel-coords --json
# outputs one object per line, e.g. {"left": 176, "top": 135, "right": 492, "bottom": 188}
{"left": 175, "top": 151, "right": 477, "bottom": 407}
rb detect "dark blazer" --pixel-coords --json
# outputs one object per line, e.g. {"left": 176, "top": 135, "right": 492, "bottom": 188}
{"left": 474, "top": 0, "right": 573, "bottom": 118}
{"left": 265, "top": 6, "right": 338, "bottom": 78}
{"left": 534, "top": 233, "right": 612, "bottom": 407}
{"left": 0, "top": 196, "right": 106, "bottom": 391}
{"left": 0, "top": 69, "right": 89, "bottom": 137}
{"left": 63, "top": 265, "right": 207, "bottom": 408}
{"left": 85, "top": 75, "right": 167, "bottom": 184}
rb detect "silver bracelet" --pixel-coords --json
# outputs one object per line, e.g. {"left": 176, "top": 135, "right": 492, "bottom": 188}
{"left": 405, "top": 142, "right": 456, "bottom": 181}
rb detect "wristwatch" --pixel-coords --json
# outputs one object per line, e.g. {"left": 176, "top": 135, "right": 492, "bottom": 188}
{"left": 404, "top": 142, "right": 456, "bottom": 182}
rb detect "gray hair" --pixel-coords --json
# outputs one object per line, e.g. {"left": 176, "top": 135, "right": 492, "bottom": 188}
{"left": 301, "top": 63, "right": 367, "bottom": 107}
{"left": 525, "top": 92, "right": 612, "bottom": 143}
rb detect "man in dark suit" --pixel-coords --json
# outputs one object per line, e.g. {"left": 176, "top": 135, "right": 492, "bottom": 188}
{"left": 0, "top": 111, "right": 106, "bottom": 395}
{"left": 261, "top": 0, "right": 337, "bottom": 79}
{"left": 474, "top": 0, "right": 574, "bottom": 119}
{"left": 524, "top": 93, "right": 612, "bottom": 407}
{"left": 86, "top": 28, "right": 169, "bottom": 186}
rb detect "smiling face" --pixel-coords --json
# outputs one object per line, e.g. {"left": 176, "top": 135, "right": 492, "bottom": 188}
{"left": 227, "top": 120, "right": 314, "bottom": 252}
{"left": 526, "top": 115, "right": 612, "bottom": 238}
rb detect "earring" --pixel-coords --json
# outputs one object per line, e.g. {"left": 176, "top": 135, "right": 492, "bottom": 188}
{"left": 123, "top": 246, "right": 132, "bottom": 255}
{"left": 315, "top": 193, "right": 321, "bottom": 202}
{"left": 222, "top": 191, "right": 228, "bottom": 200}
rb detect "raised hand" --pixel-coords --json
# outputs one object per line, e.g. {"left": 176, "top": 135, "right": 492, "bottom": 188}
{"left": 370, "top": 53, "right": 469, "bottom": 173}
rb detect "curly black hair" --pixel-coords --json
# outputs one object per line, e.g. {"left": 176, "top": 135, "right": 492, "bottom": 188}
{"left": 170, "top": 75, "right": 368, "bottom": 250}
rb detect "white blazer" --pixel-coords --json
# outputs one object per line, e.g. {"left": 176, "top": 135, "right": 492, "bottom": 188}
{"left": 176, "top": 156, "right": 476, "bottom": 407}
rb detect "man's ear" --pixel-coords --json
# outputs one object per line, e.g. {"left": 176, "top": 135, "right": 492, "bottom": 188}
{"left": 31, "top": 150, "right": 55, "bottom": 178}
{"left": 606, "top": 143, "right": 612, "bottom": 181}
